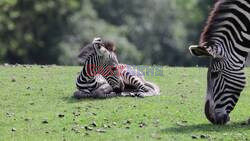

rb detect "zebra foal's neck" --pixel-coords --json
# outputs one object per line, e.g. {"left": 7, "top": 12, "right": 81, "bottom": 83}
{"left": 81, "top": 54, "right": 112, "bottom": 81}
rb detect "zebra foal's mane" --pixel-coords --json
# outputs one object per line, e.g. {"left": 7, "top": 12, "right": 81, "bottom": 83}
{"left": 78, "top": 43, "right": 96, "bottom": 64}
{"left": 103, "top": 40, "right": 116, "bottom": 52}
{"left": 77, "top": 40, "right": 116, "bottom": 65}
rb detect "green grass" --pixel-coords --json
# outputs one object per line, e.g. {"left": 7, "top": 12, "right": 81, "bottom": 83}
{"left": 1, "top": 65, "right": 250, "bottom": 141}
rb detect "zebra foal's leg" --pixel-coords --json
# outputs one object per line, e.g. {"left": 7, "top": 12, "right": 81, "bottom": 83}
{"left": 92, "top": 83, "right": 118, "bottom": 98}
{"left": 73, "top": 89, "right": 92, "bottom": 99}
{"left": 91, "top": 74, "right": 119, "bottom": 98}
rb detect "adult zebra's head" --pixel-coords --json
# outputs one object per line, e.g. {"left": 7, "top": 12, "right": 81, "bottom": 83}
{"left": 190, "top": 45, "right": 246, "bottom": 125}
{"left": 188, "top": 0, "right": 250, "bottom": 125}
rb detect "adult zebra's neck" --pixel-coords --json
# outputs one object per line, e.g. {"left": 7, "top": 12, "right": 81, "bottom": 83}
{"left": 199, "top": 0, "right": 250, "bottom": 68}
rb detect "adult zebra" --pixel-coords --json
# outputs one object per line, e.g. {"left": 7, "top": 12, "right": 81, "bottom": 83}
{"left": 189, "top": 0, "right": 250, "bottom": 124}
{"left": 73, "top": 37, "right": 124, "bottom": 99}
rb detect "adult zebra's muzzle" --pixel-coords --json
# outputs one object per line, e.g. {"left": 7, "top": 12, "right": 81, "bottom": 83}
{"left": 205, "top": 100, "right": 230, "bottom": 125}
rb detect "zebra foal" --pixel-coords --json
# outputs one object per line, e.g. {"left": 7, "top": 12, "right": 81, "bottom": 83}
{"left": 77, "top": 40, "right": 160, "bottom": 98}
{"left": 73, "top": 37, "right": 124, "bottom": 99}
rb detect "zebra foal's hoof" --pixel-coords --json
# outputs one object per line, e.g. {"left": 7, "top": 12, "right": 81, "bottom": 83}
{"left": 135, "top": 92, "right": 145, "bottom": 98}
{"left": 73, "top": 90, "right": 90, "bottom": 99}
{"left": 73, "top": 91, "right": 83, "bottom": 99}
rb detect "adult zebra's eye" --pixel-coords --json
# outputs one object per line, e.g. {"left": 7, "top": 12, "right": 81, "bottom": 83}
{"left": 211, "top": 71, "right": 219, "bottom": 79}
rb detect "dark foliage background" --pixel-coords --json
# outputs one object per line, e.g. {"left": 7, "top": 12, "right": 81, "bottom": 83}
{"left": 0, "top": 0, "right": 216, "bottom": 66}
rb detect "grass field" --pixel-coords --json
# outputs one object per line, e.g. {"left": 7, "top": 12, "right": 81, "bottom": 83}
{"left": 0, "top": 65, "right": 250, "bottom": 141}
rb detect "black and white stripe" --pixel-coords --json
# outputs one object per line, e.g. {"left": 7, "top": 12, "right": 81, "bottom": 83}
{"left": 75, "top": 38, "right": 123, "bottom": 98}
{"left": 190, "top": 0, "right": 250, "bottom": 124}
{"left": 116, "top": 64, "right": 160, "bottom": 97}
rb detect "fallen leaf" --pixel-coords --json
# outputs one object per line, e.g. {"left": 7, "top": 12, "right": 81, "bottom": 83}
{"left": 11, "top": 128, "right": 16, "bottom": 132}
{"left": 191, "top": 135, "right": 198, "bottom": 139}
{"left": 71, "top": 127, "right": 80, "bottom": 133}
{"left": 176, "top": 121, "right": 187, "bottom": 126}
{"left": 24, "top": 118, "right": 31, "bottom": 121}
{"left": 6, "top": 112, "right": 15, "bottom": 117}
{"left": 84, "top": 133, "right": 90, "bottom": 136}
{"left": 84, "top": 126, "right": 93, "bottom": 131}
{"left": 151, "top": 133, "right": 161, "bottom": 140}
{"left": 112, "top": 122, "right": 117, "bottom": 126}
{"left": 124, "top": 119, "right": 132, "bottom": 125}
{"left": 139, "top": 122, "right": 146, "bottom": 128}
{"left": 58, "top": 113, "right": 65, "bottom": 118}
{"left": 200, "top": 134, "right": 210, "bottom": 139}
{"left": 62, "top": 128, "right": 67, "bottom": 131}
{"left": 73, "top": 112, "right": 80, "bottom": 117}
{"left": 103, "top": 124, "right": 108, "bottom": 128}
{"left": 42, "top": 119, "right": 48, "bottom": 124}
{"left": 96, "top": 128, "right": 106, "bottom": 133}
{"left": 11, "top": 78, "right": 16, "bottom": 82}
{"left": 90, "top": 121, "right": 97, "bottom": 127}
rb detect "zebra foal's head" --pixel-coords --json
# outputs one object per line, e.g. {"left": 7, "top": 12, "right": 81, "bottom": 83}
{"left": 79, "top": 37, "right": 124, "bottom": 92}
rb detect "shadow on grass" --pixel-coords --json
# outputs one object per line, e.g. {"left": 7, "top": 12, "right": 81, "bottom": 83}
{"left": 61, "top": 96, "right": 106, "bottom": 103}
{"left": 61, "top": 91, "right": 138, "bottom": 103}
{"left": 61, "top": 95, "right": 129, "bottom": 103}
{"left": 161, "top": 121, "right": 250, "bottom": 134}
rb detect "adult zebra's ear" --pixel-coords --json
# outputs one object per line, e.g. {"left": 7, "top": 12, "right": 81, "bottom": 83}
{"left": 189, "top": 45, "right": 212, "bottom": 57}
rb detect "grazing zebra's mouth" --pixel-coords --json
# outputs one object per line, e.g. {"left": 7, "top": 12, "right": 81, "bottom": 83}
{"left": 205, "top": 100, "right": 230, "bottom": 125}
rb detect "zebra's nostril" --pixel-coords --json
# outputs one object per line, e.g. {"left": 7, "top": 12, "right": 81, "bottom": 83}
{"left": 214, "top": 113, "right": 230, "bottom": 125}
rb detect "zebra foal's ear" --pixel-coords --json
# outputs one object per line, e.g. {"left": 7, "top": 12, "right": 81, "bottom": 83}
{"left": 92, "top": 37, "right": 102, "bottom": 44}
{"left": 189, "top": 45, "right": 212, "bottom": 57}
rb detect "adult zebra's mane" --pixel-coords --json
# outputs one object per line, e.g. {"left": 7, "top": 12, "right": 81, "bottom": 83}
{"left": 199, "top": 0, "right": 225, "bottom": 46}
